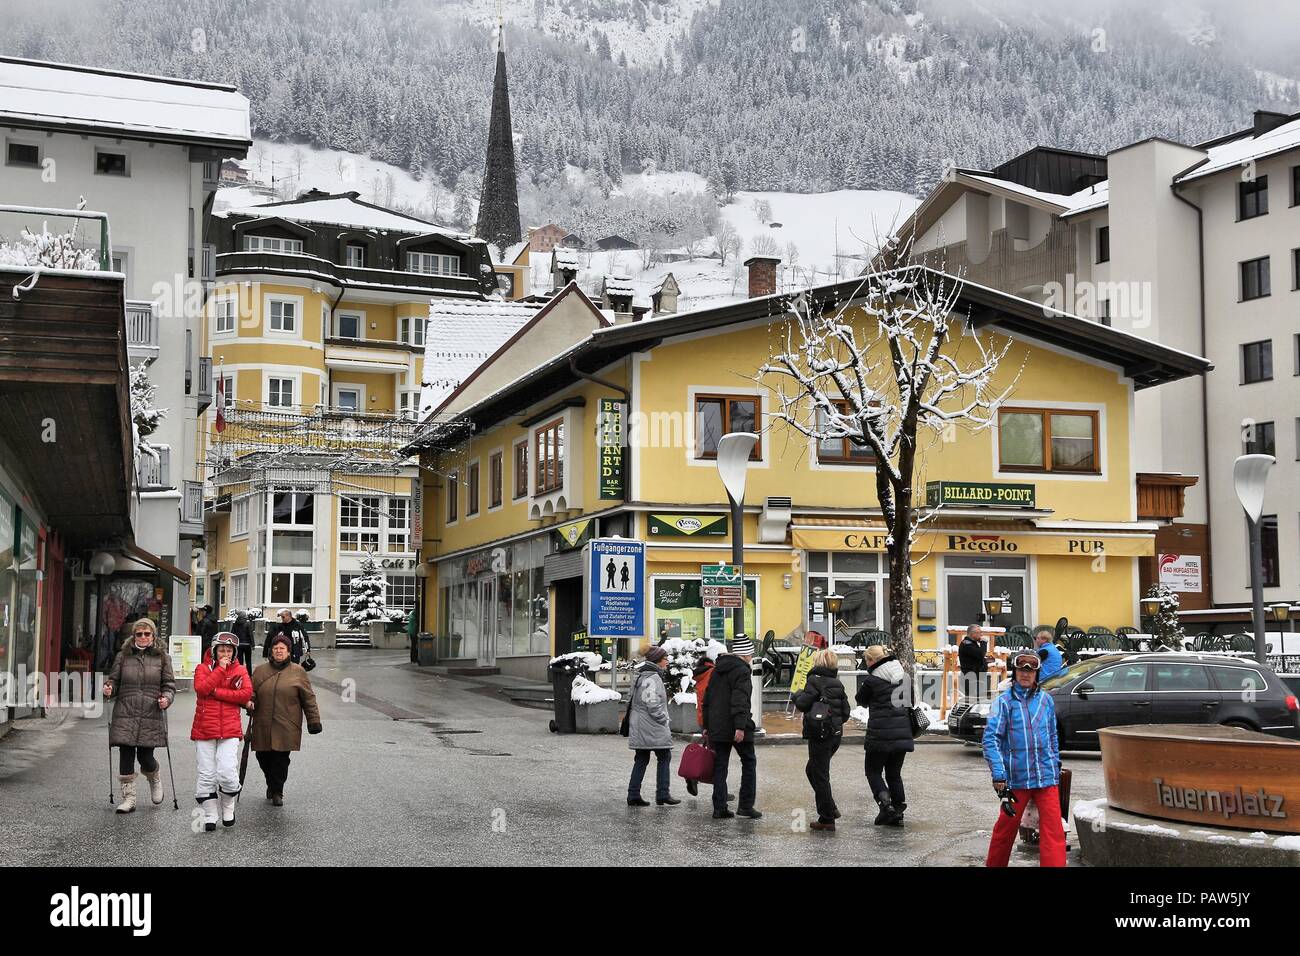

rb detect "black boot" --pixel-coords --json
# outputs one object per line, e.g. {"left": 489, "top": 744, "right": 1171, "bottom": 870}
{"left": 686, "top": 779, "right": 699, "bottom": 797}
{"left": 886, "top": 801, "right": 906, "bottom": 826}
{"left": 873, "top": 792, "right": 894, "bottom": 826}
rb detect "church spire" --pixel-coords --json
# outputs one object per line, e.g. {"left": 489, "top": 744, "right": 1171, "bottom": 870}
{"left": 475, "top": 23, "right": 522, "bottom": 250}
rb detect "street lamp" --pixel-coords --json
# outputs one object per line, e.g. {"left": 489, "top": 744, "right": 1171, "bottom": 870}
{"left": 983, "top": 595, "right": 1005, "bottom": 639}
{"left": 1234, "top": 454, "right": 1275, "bottom": 665}
{"left": 1270, "top": 602, "right": 1293, "bottom": 635}
{"left": 716, "top": 432, "right": 758, "bottom": 646}
{"left": 826, "top": 592, "right": 843, "bottom": 643}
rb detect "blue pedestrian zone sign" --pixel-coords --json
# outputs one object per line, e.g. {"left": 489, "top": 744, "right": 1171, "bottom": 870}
{"left": 588, "top": 538, "right": 646, "bottom": 640}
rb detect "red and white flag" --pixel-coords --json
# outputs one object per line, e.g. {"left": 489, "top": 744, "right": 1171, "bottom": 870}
{"left": 214, "top": 370, "right": 226, "bottom": 434}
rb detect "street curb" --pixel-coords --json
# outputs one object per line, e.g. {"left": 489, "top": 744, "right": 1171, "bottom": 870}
{"left": 669, "top": 730, "right": 958, "bottom": 747}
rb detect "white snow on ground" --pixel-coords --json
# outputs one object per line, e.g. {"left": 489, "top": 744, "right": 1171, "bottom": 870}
{"left": 570, "top": 674, "right": 622, "bottom": 704}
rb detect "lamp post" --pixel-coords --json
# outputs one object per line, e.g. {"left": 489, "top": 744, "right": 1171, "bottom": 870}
{"left": 1234, "top": 454, "right": 1275, "bottom": 666}
{"left": 1140, "top": 595, "right": 1162, "bottom": 634}
{"left": 1270, "top": 602, "right": 1292, "bottom": 636}
{"left": 825, "top": 593, "right": 843, "bottom": 644}
{"left": 716, "top": 432, "right": 758, "bottom": 646}
{"left": 983, "top": 595, "right": 1004, "bottom": 641}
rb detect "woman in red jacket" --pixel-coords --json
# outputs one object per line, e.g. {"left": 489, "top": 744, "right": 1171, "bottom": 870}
{"left": 191, "top": 632, "right": 253, "bottom": 831}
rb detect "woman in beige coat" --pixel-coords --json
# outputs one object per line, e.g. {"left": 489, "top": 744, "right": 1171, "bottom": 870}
{"left": 249, "top": 632, "right": 322, "bottom": 805}
{"left": 103, "top": 618, "right": 175, "bottom": 812}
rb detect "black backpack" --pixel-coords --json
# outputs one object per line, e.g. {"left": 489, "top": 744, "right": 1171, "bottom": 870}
{"left": 805, "top": 677, "right": 835, "bottom": 740}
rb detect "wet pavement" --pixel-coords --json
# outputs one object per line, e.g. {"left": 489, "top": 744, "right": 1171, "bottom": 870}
{"left": 0, "top": 650, "right": 1102, "bottom": 866}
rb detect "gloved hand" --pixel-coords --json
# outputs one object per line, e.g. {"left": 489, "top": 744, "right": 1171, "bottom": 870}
{"left": 307, "top": 722, "right": 322, "bottom": 735}
{"left": 994, "top": 782, "right": 1018, "bottom": 817}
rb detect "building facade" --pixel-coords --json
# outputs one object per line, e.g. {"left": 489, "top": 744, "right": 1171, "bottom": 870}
{"left": 199, "top": 191, "right": 499, "bottom": 621}
{"left": 412, "top": 266, "right": 1208, "bottom": 681}
{"left": 906, "top": 112, "right": 1300, "bottom": 614}
{"left": 0, "top": 56, "right": 250, "bottom": 645}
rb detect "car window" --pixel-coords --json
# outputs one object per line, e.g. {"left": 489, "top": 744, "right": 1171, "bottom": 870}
{"left": 1084, "top": 663, "right": 1148, "bottom": 692}
{"left": 1153, "top": 663, "right": 1212, "bottom": 692}
{"left": 1209, "top": 666, "right": 1266, "bottom": 697}
{"left": 1041, "top": 656, "right": 1120, "bottom": 691}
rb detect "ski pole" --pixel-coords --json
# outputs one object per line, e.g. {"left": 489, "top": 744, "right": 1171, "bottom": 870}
{"left": 162, "top": 708, "right": 179, "bottom": 810}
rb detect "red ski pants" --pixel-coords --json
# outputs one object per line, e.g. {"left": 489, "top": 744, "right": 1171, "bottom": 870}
{"left": 985, "top": 785, "right": 1066, "bottom": 868}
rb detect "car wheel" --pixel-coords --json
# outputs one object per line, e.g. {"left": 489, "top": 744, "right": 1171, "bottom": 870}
{"left": 1222, "top": 719, "right": 1256, "bottom": 732}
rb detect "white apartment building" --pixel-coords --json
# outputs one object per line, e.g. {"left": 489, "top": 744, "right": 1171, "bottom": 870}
{"left": 0, "top": 56, "right": 250, "bottom": 639}
{"left": 905, "top": 110, "right": 1300, "bottom": 617}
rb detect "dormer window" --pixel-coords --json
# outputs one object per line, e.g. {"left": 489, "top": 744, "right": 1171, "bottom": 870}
{"left": 345, "top": 243, "right": 366, "bottom": 267}
{"left": 245, "top": 234, "right": 304, "bottom": 254}
{"left": 407, "top": 252, "right": 460, "bottom": 275}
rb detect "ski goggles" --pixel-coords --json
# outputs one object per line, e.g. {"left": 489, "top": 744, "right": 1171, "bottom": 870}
{"left": 1011, "top": 653, "right": 1041, "bottom": 671}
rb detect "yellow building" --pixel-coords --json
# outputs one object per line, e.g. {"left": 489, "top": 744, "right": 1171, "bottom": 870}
{"left": 199, "top": 191, "right": 505, "bottom": 621}
{"left": 411, "top": 266, "right": 1210, "bottom": 680}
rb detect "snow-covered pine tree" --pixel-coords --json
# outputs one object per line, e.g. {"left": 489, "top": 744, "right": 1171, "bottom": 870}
{"left": 129, "top": 359, "right": 168, "bottom": 471}
{"left": 759, "top": 239, "right": 1016, "bottom": 669}
{"left": 344, "top": 550, "right": 389, "bottom": 629}
{"left": 1144, "top": 583, "right": 1185, "bottom": 650}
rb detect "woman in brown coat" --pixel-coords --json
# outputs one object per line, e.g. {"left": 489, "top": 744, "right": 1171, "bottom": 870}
{"left": 249, "top": 632, "right": 322, "bottom": 806}
{"left": 103, "top": 618, "right": 175, "bottom": 812}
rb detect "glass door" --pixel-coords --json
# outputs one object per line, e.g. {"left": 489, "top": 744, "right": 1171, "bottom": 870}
{"left": 943, "top": 557, "right": 1029, "bottom": 638}
{"left": 478, "top": 576, "right": 497, "bottom": 667}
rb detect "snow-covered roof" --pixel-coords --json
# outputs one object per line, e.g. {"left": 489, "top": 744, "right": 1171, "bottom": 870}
{"left": 1176, "top": 115, "right": 1300, "bottom": 183}
{"left": 222, "top": 194, "right": 462, "bottom": 237}
{"left": 0, "top": 57, "right": 250, "bottom": 149}
{"left": 1061, "top": 180, "right": 1110, "bottom": 218}
{"left": 603, "top": 275, "right": 635, "bottom": 296}
{"left": 493, "top": 240, "right": 529, "bottom": 264}
{"left": 961, "top": 173, "right": 1074, "bottom": 209}
{"left": 419, "top": 298, "right": 543, "bottom": 415}
{"left": 553, "top": 247, "right": 581, "bottom": 269}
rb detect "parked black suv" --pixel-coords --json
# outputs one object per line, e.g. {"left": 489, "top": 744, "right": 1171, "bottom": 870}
{"left": 948, "top": 653, "right": 1300, "bottom": 749}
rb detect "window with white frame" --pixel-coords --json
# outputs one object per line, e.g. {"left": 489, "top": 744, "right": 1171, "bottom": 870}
{"left": 336, "top": 311, "right": 363, "bottom": 340}
{"left": 387, "top": 498, "right": 410, "bottom": 552}
{"left": 231, "top": 496, "right": 250, "bottom": 537}
{"left": 400, "top": 316, "right": 425, "bottom": 346}
{"left": 244, "top": 235, "right": 303, "bottom": 254}
{"left": 406, "top": 251, "right": 460, "bottom": 276}
{"left": 268, "top": 298, "right": 298, "bottom": 333}
{"left": 218, "top": 374, "right": 235, "bottom": 411}
{"left": 229, "top": 573, "right": 248, "bottom": 610}
{"left": 267, "top": 376, "right": 295, "bottom": 408}
{"left": 333, "top": 386, "right": 362, "bottom": 413}
{"left": 398, "top": 391, "right": 420, "bottom": 420}
{"left": 345, "top": 243, "right": 365, "bottom": 267}
{"left": 339, "top": 495, "right": 381, "bottom": 552}
{"left": 214, "top": 297, "right": 236, "bottom": 334}
{"left": 386, "top": 574, "right": 417, "bottom": 612}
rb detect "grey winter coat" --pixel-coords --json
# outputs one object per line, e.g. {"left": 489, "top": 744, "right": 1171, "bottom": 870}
{"left": 106, "top": 642, "right": 176, "bottom": 748}
{"left": 627, "top": 662, "right": 673, "bottom": 751}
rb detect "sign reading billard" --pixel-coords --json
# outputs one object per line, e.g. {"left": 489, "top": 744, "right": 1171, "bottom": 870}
{"left": 925, "top": 481, "right": 1036, "bottom": 509}
{"left": 597, "top": 398, "right": 625, "bottom": 500}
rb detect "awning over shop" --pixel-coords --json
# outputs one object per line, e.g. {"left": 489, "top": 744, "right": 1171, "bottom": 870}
{"left": 791, "top": 519, "right": 1154, "bottom": 557}
{"left": 124, "top": 542, "right": 191, "bottom": 585}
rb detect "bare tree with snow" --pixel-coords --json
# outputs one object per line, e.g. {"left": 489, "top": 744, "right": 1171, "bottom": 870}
{"left": 715, "top": 221, "right": 743, "bottom": 266}
{"left": 759, "top": 250, "right": 1017, "bottom": 668}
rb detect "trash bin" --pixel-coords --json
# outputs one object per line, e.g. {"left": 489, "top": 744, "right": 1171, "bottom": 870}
{"left": 417, "top": 633, "right": 436, "bottom": 667}
{"left": 548, "top": 661, "right": 581, "bottom": 734}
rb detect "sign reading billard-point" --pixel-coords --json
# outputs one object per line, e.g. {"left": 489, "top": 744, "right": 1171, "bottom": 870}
{"left": 925, "top": 481, "right": 1036, "bottom": 509}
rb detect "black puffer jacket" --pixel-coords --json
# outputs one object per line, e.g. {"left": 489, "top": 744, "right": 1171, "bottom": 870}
{"left": 703, "top": 654, "right": 755, "bottom": 744}
{"left": 957, "top": 637, "right": 988, "bottom": 674}
{"left": 792, "top": 665, "right": 852, "bottom": 740}
{"left": 855, "top": 655, "right": 915, "bottom": 754}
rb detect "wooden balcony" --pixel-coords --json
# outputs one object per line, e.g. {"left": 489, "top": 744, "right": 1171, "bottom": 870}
{"left": 0, "top": 268, "right": 133, "bottom": 546}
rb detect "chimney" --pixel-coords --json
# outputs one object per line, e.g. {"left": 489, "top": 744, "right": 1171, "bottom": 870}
{"left": 743, "top": 256, "right": 780, "bottom": 298}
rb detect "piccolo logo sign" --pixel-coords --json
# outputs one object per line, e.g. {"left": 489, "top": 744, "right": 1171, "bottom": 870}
{"left": 598, "top": 398, "right": 625, "bottom": 500}
{"left": 925, "top": 481, "right": 1036, "bottom": 509}
{"left": 796, "top": 528, "right": 1153, "bottom": 557}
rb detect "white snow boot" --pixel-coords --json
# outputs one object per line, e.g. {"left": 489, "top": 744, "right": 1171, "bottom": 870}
{"left": 116, "top": 774, "right": 138, "bottom": 813}
{"left": 219, "top": 790, "right": 239, "bottom": 828}
{"left": 143, "top": 770, "right": 164, "bottom": 805}
{"left": 198, "top": 794, "right": 219, "bottom": 832}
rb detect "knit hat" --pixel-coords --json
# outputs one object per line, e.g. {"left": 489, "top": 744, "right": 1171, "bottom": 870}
{"left": 730, "top": 636, "right": 755, "bottom": 656}
{"left": 644, "top": 646, "right": 668, "bottom": 663}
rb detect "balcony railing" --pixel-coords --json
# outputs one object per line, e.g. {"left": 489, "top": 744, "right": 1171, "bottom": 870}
{"left": 216, "top": 250, "right": 484, "bottom": 296}
{"left": 138, "top": 445, "right": 172, "bottom": 489}
{"left": 125, "top": 300, "right": 158, "bottom": 357}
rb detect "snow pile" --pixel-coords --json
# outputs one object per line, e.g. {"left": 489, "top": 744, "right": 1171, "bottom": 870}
{"left": 570, "top": 674, "right": 622, "bottom": 705}
{"left": 1070, "top": 798, "right": 1108, "bottom": 824}
{"left": 672, "top": 692, "right": 697, "bottom": 705}
{"left": 849, "top": 706, "right": 871, "bottom": 726}
{"left": 1273, "top": 836, "right": 1300, "bottom": 851}
{"left": 549, "top": 651, "right": 603, "bottom": 673}
{"left": 0, "top": 222, "right": 101, "bottom": 271}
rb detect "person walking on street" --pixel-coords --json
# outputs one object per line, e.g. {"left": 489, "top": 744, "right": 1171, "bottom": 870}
{"left": 1033, "top": 626, "right": 1065, "bottom": 682}
{"left": 249, "top": 632, "right": 322, "bottom": 806}
{"left": 103, "top": 618, "right": 175, "bottom": 813}
{"left": 197, "top": 606, "right": 217, "bottom": 659}
{"left": 856, "top": 644, "right": 915, "bottom": 826}
{"left": 626, "top": 646, "right": 679, "bottom": 807}
{"left": 231, "top": 611, "right": 254, "bottom": 672}
{"left": 704, "top": 636, "right": 760, "bottom": 820}
{"left": 191, "top": 632, "right": 253, "bottom": 830}
{"left": 983, "top": 650, "right": 1066, "bottom": 867}
{"left": 958, "top": 624, "right": 990, "bottom": 700}
{"left": 262, "top": 607, "right": 310, "bottom": 664}
{"left": 792, "top": 648, "right": 851, "bottom": 831}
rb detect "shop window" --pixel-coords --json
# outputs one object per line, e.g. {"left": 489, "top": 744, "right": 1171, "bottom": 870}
{"left": 513, "top": 441, "right": 528, "bottom": 498}
{"left": 652, "top": 576, "right": 757, "bottom": 643}
{"left": 386, "top": 574, "right": 417, "bottom": 612}
{"left": 534, "top": 419, "right": 564, "bottom": 494}
{"left": 999, "top": 408, "right": 1099, "bottom": 474}
{"left": 694, "top": 394, "right": 758, "bottom": 459}
{"left": 489, "top": 451, "right": 503, "bottom": 508}
{"left": 816, "top": 400, "right": 876, "bottom": 464}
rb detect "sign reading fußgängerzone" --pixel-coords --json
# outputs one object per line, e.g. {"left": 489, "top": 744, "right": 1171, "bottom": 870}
{"left": 598, "top": 398, "right": 625, "bottom": 500}
{"left": 925, "top": 481, "right": 1036, "bottom": 509}
{"left": 587, "top": 538, "right": 645, "bottom": 639}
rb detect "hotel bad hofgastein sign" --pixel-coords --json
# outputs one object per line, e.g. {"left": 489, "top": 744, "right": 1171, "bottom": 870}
{"left": 925, "top": 481, "right": 1036, "bottom": 509}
